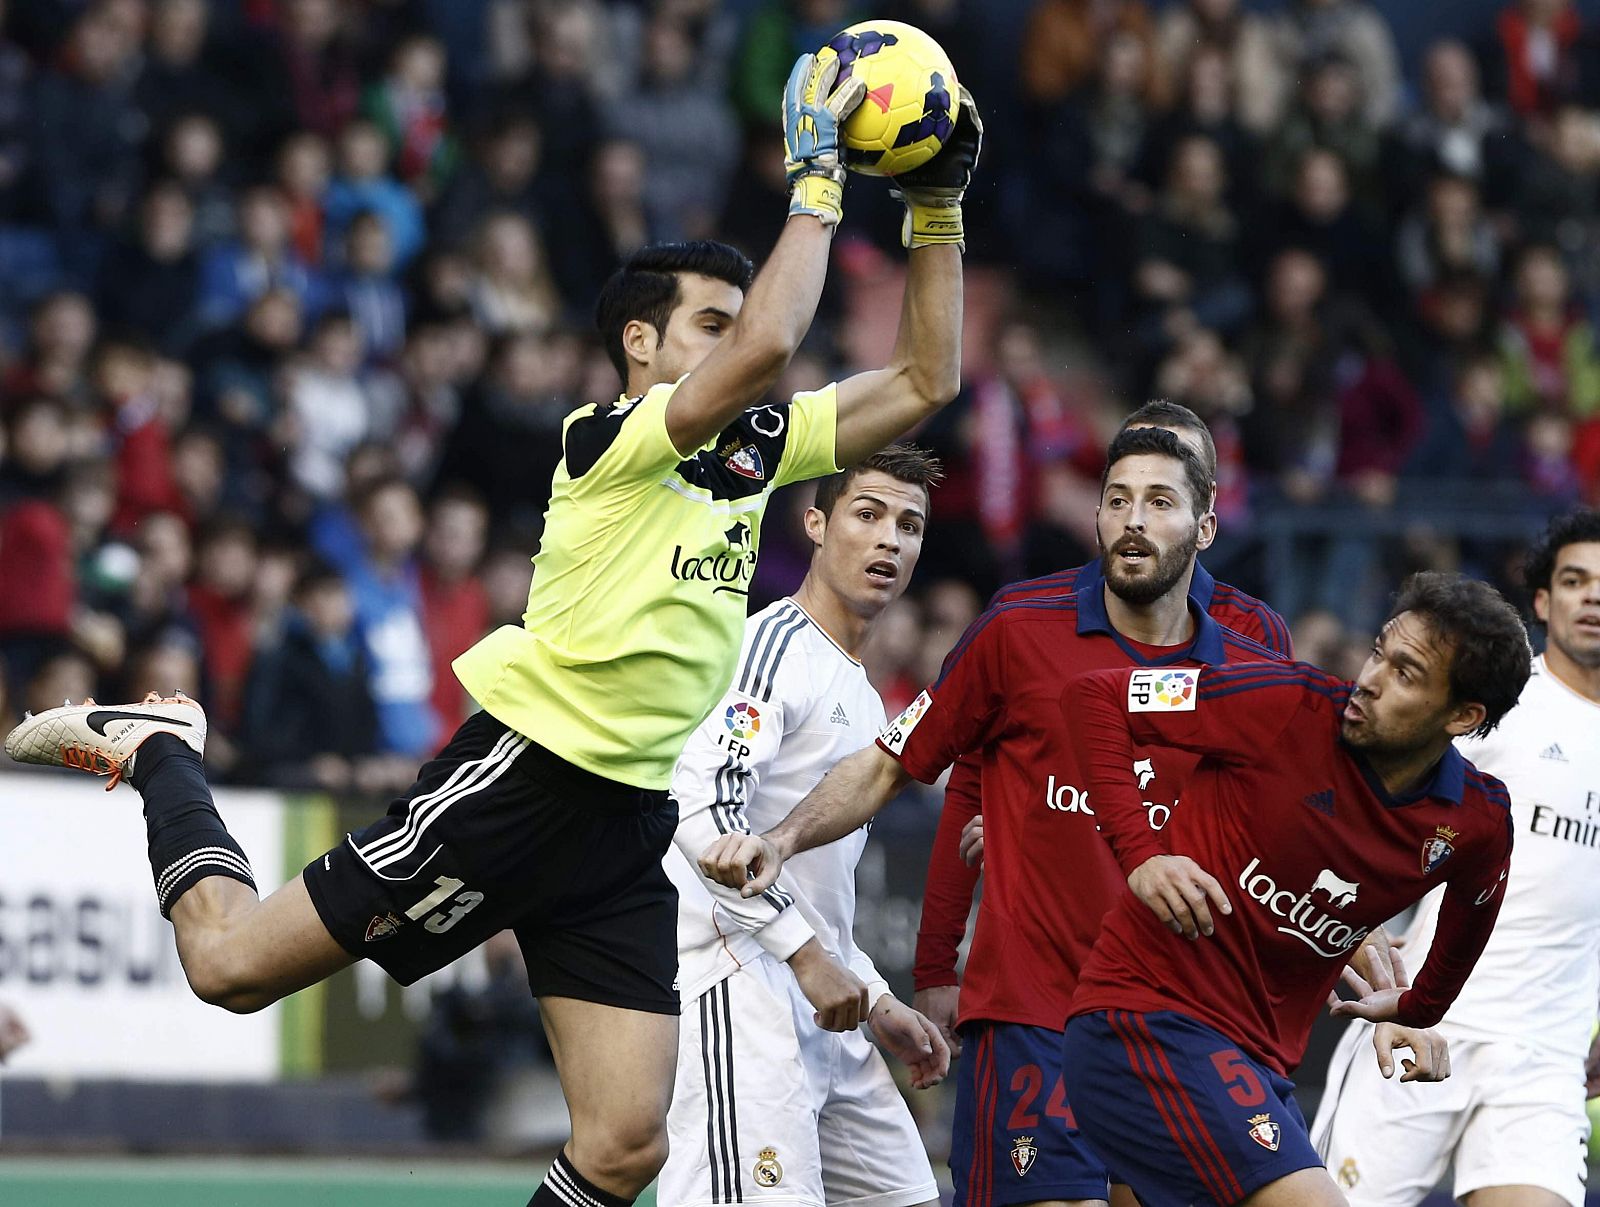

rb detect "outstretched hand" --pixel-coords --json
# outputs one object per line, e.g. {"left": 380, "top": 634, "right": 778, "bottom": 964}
{"left": 869, "top": 996, "right": 950, "bottom": 1089}
{"left": 1327, "top": 958, "right": 1408, "bottom": 1023}
{"left": 1128, "top": 854, "right": 1232, "bottom": 939}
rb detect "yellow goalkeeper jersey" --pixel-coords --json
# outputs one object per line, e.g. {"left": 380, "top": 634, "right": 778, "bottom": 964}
{"left": 453, "top": 378, "right": 840, "bottom": 790}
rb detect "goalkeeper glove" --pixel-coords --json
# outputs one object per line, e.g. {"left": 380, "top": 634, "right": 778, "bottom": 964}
{"left": 782, "top": 53, "right": 866, "bottom": 228}
{"left": 892, "top": 86, "right": 983, "bottom": 251}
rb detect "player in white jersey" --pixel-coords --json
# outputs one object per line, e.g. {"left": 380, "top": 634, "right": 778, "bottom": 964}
{"left": 661, "top": 446, "right": 949, "bottom": 1207}
{"left": 1312, "top": 509, "right": 1600, "bottom": 1207}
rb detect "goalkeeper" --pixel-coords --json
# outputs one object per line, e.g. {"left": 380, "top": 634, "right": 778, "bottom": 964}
{"left": 7, "top": 54, "right": 982, "bottom": 1207}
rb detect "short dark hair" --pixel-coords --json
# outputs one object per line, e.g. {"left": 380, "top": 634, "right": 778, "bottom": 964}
{"left": 1100, "top": 426, "right": 1212, "bottom": 518}
{"left": 1119, "top": 400, "right": 1218, "bottom": 484}
{"left": 594, "top": 241, "right": 755, "bottom": 379}
{"left": 1388, "top": 571, "right": 1531, "bottom": 738}
{"left": 813, "top": 444, "right": 944, "bottom": 518}
{"left": 1524, "top": 510, "right": 1600, "bottom": 608}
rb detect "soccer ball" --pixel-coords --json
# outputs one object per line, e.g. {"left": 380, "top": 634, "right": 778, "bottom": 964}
{"left": 815, "top": 20, "right": 959, "bottom": 178}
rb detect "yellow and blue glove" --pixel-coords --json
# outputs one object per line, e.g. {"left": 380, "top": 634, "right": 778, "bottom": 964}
{"left": 783, "top": 53, "right": 866, "bottom": 228}
{"left": 892, "top": 86, "right": 983, "bottom": 251}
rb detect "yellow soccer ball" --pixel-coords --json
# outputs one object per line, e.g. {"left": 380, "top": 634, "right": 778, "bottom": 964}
{"left": 815, "top": 20, "right": 959, "bottom": 177}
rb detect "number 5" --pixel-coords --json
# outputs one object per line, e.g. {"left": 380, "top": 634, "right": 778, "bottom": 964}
{"left": 1211, "top": 1049, "right": 1266, "bottom": 1107}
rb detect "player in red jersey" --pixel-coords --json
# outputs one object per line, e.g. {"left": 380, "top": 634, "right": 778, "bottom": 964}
{"left": 1059, "top": 571, "right": 1533, "bottom": 1207}
{"left": 703, "top": 425, "right": 1301, "bottom": 1207}
{"left": 916, "top": 401, "right": 1292, "bottom": 1059}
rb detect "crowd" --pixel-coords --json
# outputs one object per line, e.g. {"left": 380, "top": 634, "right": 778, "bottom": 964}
{"left": 0, "top": 0, "right": 1592, "bottom": 785}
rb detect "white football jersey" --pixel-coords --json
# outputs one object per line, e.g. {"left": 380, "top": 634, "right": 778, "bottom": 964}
{"left": 1402, "top": 655, "right": 1600, "bottom": 1061}
{"left": 667, "top": 598, "right": 890, "bottom": 1003}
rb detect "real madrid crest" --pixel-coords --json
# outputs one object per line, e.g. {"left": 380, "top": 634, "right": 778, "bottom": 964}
{"left": 753, "top": 1146, "right": 783, "bottom": 1187}
{"left": 1010, "top": 1135, "right": 1037, "bottom": 1177}
{"left": 1337, "top": 1157, "right": 1360, "bottom": 1189}
{"left": 1246, "top": 1113, "right": 1281, "bottom": 1152}
{"left": 1421, "top": 825, "right": 1458, "bottom": 875}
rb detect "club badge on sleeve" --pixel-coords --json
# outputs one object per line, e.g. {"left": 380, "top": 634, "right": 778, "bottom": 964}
{"left": 1421, "top": 825, "right": 1457, "bottom": 875}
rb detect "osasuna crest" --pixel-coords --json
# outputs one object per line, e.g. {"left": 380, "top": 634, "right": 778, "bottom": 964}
{"left": 1421, "top": 825, "right": 1458, "bottom": 875}
{"left": 364, "top": 912, "right": 404, "bottom": 942}
{"left": 725, "top": 443, "right": 765, "bottom": 481}
{"left": 1247, "top": 1114, "right": 1281, "bottom": 1152}
{"left": 1010, "top": 1135, "right": 1038, "bottom": 1177}
{"left": 753, "top": 1147, "right": 783, "bottom": 1187}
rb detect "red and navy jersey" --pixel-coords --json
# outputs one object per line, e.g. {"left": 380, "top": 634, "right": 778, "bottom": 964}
{"left": 1065, "top": 661, "right": 1515, "bottom": 1076}
{"left": 878, "top": 581, "right": 1282, "bottom": 1030}
{"left": 912, "top": 560, "right": 1292, "bottom": 996}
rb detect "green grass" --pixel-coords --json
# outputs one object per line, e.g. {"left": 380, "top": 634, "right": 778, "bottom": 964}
{"left": 0, "top": 1156, "right": 663, "bottom": 1207}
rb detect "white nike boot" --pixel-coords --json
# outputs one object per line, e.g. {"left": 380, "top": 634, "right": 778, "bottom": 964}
{"left": 5, "top": 692, "right": 208, "bottom": 790}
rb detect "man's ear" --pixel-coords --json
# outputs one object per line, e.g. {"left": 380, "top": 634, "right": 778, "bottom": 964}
{"left": 622, "top": 318, "right": 658, "bottom": 373}
{"left": 1443, "top": 700, "right": 1487, "bottom": 740}
{"left": 803, "top": 506, "right": 827, "bottom": 551}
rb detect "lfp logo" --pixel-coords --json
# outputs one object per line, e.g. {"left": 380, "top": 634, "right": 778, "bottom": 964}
{"left": 724, "top": 701, "right": 762, "bottom": 740}
{"left": 1152, "top": 672, "right": 1195, "bottom": 707}
{"left": 1128, "top": 668, "right": 1198, "bottom": 712}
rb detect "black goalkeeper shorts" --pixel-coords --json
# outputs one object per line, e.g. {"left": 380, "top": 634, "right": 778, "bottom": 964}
{"left": 303, "top": 710, "right": 680, "bottom": 1014}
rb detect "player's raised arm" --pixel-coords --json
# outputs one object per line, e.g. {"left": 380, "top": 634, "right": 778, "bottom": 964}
{"left": 661, "top": 55, "right": 864, "bottom": 455}
{"left": 831, "top": 90, "right": 981, "bottom": 465}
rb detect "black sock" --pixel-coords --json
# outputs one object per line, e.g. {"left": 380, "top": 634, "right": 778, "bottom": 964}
{"left": 130, "top": 733, "right": 257, "bottom": 918}
{"left": 527, "top": 1150, "right": 637, "bottom": 1207}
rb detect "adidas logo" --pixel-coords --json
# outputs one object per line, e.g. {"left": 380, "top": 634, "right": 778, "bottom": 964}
{"left": 830, "top": 703, "right": 850, "bottom": 725}
{"left": 1302, "top": 788, "right": 1335, "bottom": 817}
{"left": 1541, "top": 743, "right": 1568, "bottom": 762}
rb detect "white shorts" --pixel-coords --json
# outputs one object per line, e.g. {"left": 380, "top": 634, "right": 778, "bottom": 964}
{"left": 1310, "top": 1020, "right": 1591, "bottom": 1207}
{"left": 660, "top": 954, "right": 938, "bottom": 1207}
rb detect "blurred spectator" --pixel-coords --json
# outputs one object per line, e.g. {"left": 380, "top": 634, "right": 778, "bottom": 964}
{"left": 343, "top": 474, "right": 435, "bottom": 760}
{"left": 123, "top": 629, "right": 204, "bottom": 702}
{"left": 1386, "top": 40, "right": 1517, "bottom": 213}
{"left": 0, "top": 398, "right": 76, "bottom": 684}
{"left": 1498, "top": 241, "right": 1600, "bottom": 417}
{"left": 1408, "top": 352, "right": 1527, "bottom": 484}
{"left": 332, "top": 210, "right": 407, "bottom": 363}
{"left": 363, "top": 33, "right": 458, "bottom": 201}
{"left": 325, "top": 118, "right": 427, "bottom": 269}
{"left": 437, "top": 328, "right": 584, "bottom": 532}
{"left": 1152, "top": 328, "right": 1254, "bottom": 526}
{"left": 419, "top": 486, "right": 489, "bottom": 747}
{"left": 1266, "top": 0, "right": 1401, "bottom": 129}
{"left": 23, "top": 647, "right": 96, "bottom": 716}
{"left": 283, "top": 309, "right": 379, "bottom": 501}
{"left": 1140, "top": 42, "right": 1263, "bottom": 216}
{"left": 1263, "top": 53, "right": 1383, "bottom": 212}
{"left": 197, "top": 185, "right": 318, "bottom": 330}
{"left": 27, "top": 4, "right": 146, "bottom": 261}
{"left": 96, "top": 180, "right": 203, "bottom": 356}
{"left": 605, "top": 13, "right": 738, "bottom": 241}
{"left": 276, "top": 131, "right": 332, "bottom": 266}
{"left": 480, "top": 539, "right": 536, "bottom": 630}
{"left": 186, "top": 516, "right": 258, "bottom": 733}
{"left": 241, "top": 559, "right": 380, "bottom": 790}
{"left": 732, "top": 0, "right": 857, "bottom": 129}
{"left": 1155, "top": 0, "right": 1284, "bottom": 135}
{"left": 482, "top": 0, "right": 604, "bottom": 179}
{"left": 119, "top": 510, "right": 197, "bottom": 651}
{"left": 1408, "top": 267, "right": 1495, "bottom": 395}
{"left": 134, "top": 0, "right": 234, "bottom": 145}
{"left": 545, "top": 137, "right": 649, "bottom": 307}
{"left": 1263, "top": 148, "right": 1391, "bottom": 302}
{"left": 0, "top": 0, "right": 32, "bottom": 219}
{"left": 1507, "top": 102, "right": 1600, "bottom": 255}
{"left": 467, "top": 211, "right": 561, "bottom": 335}
{"left": 161, "top": 113, "right": 237, "bottom": 249}
{"left": 1485, "top": 0, "right": 1588, "bottom": 119}
{"left": 388, "top": 318, "right": 463, "bottom": 485}
{"left": 1395, "top": 173, "right": 1502, "bottom": 295}
{"left": 1132, "top": 135, "right": 1251, "bottom": 353}
{"left": 1020, "top": 0, "right": 1162, "bottom": 110}
{"left": 434, "top": 115, "right": 547, "bottom": 249}
{"left": 269, "top": 0, "right": 361, "bottom": 139}
{"left": 3, "top": 291, "right": 96, "bottom": 408}
{"left": 96, "top": 339, "right": 189, "bottom": 532}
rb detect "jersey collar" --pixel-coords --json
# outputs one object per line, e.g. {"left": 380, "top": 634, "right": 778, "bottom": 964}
{"left": 1074, "top": 557, "right": 1218, "bottom": 610}
{"left": 1348, "top": 742, "right": 1468, "bottom": 808}
{"left": 1074, "top": 581, "right": 1230, "bottom": 666}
